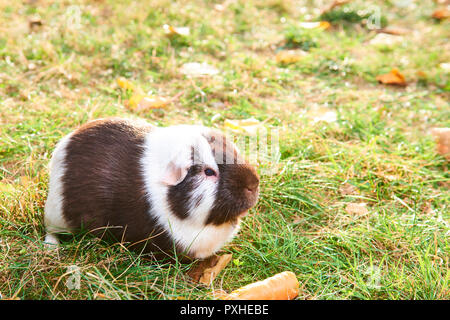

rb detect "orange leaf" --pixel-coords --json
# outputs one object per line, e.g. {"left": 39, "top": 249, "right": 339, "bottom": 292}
{"left": 376, "top": 69, "right": 407, "bottom": 86}
{"left": 377, "top": 26, "right": 409, "bottom": 36}
{"left": 432, "top": 8, "right": 450, "bottom": 20}
{"left": 416, "top": 70, "right": 427, "bottom": 78}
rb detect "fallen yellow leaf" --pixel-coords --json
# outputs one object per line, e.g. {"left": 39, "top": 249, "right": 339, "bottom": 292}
{"left": 376, "top": 69, "right": 407, "bottom": 86}
{"left": 163, "top": 24, "right": 190, "bottom": 36}
{"left": 298, "top": 21, "right": 331, "bottom": 30}
{"left": 275, "top": 50, "right": 307, "bottom": 64}
{"left": 127, "top": 94, "right": 169, "bottom": 111}
{"left": 224, "top": 118, "right": 261, "bottom": 135}
{"left": 127, "top": 94, "right": 145, "bottom": 108}
{"left": 116, "top": 77, "right": 135, "bottom": 91}
{"left": 137, "top": 96, "right": 170, "bottom": 110}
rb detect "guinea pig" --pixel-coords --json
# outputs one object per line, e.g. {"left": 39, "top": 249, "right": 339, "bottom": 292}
{"left": 43, "top": 118, "right": 259, "bottom": 260}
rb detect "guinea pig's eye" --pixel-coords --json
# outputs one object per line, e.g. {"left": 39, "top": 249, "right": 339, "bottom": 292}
{"left": 204, "top": 168, "right": 216, "bottom": 176}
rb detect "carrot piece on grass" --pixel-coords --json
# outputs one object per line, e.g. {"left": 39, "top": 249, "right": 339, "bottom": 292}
{"left": 223, "top": 271, "right": 299, "bottom": 300}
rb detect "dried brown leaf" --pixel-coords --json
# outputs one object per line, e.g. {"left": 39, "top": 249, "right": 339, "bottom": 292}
{"left": 199, "top": 254, "right": 232, "bottom": 285}
{"left": 188, "top": 254, "right": 233, "bottom": 285}
{"left": 376, "top": 26, "right": 409, "bottom": 36}
{"left": 432, "top": 8, "right": 450, "bottom": 19}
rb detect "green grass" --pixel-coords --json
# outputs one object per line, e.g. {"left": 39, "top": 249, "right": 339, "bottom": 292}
{"left": 0, "top": 0, "right": 449, "bottom": 300}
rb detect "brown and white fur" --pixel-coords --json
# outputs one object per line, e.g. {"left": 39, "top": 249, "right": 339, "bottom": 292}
{"left": 44, "top": 118, "right": 259, "bottom": 260}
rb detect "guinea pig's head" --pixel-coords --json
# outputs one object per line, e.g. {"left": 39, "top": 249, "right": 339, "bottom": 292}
{"left": 149, "top": 125, "right": 259, "bottom": 226}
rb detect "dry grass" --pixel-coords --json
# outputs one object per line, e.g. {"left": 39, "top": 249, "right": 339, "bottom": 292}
{"left": 0, "top": 0, "right": 449, "bottom": 300}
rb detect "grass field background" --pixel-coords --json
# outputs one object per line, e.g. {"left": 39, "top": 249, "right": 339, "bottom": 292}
{"left": 0, "top": 0, "right": 449, "bottom": 299}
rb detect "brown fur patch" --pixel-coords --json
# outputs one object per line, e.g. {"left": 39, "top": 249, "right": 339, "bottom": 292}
{"left": 167, "top": 164, "right": 203, "bottom": 219}
{"left": 61, "top": 118, "right": 180, "bottom": 257}
{"left": 202, "top": 130, "right": 260, "bottom": 225}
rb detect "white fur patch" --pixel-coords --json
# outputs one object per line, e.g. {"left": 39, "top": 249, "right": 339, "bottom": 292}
{"left": 141, "top": 125, "right": 239, "bottom": 258}
{"left": 44, "top": 134, "right": 72, "bottom": 239}
{"left": 44, "top": 233, "right": 60, "bottom": 246}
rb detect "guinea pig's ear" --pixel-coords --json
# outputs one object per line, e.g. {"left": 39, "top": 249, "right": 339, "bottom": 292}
{"left": 160, "top": 161, "right": 189, "bottom": 186}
